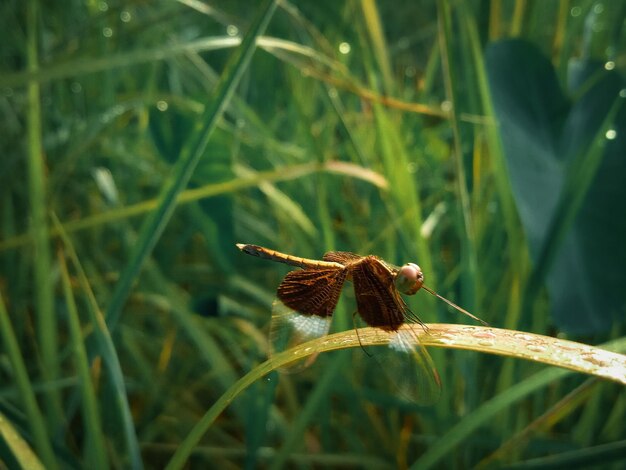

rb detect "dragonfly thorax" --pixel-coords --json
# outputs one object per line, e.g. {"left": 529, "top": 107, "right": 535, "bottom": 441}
{"left": 394, "top": 263, "right": 424, "bottom": 295}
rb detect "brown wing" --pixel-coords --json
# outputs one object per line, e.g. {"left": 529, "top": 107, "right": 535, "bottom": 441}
{"left": 272, "top": 267, "right": 346, "bottom": 372}
{"left": 322, "top": 251, "right": 363, "bottom": 265}
{"left": 351, "top": 257, "right": 407, "bottom": 331}
{"left": 277, "top": 267, "right": 347, "bottom": 317}
{"left": 351, "top": 258, "right": 440, "bottom": 403}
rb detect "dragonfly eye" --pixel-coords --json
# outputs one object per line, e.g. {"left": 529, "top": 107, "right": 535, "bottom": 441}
{"left": 395, "top": 263, "right": 424, "bottom": 295}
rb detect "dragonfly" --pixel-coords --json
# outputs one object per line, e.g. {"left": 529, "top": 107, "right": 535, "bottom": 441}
{"left": 236, "top": 243, "right": 488, "bottom": 404}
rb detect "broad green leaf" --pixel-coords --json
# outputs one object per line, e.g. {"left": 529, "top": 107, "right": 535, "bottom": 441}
{"left": 486, "top": 39, "right": 625, "bottom": 333}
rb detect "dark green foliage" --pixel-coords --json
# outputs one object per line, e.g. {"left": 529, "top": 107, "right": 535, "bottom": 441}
{"left": 487, "top": 39, "right": 626, "bottom": 333}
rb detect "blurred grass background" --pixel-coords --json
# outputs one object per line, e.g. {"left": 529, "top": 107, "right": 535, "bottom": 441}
{"left": 1, "top": 0, "right": 625, "bottom": 468}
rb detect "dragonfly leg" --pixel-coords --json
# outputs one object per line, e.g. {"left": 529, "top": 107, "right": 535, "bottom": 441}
{"left": 352, "top": 311, "right": 372, "bottom": 358}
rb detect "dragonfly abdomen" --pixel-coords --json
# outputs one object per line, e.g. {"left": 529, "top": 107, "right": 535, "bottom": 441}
{"left": 236, "top": 244, "right": 342, "bottom": 269}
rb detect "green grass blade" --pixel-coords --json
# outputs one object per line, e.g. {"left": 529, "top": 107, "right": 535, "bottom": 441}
{"left": 458, "top": 2, "right": 530, "bottom": 416}
{"left": 361, "top": 0, "right": 394, "bottom": 92}
{"left": 0, "top": 410, "right": 45, "bottom": 470}
{"left": 104, "top": 0, "right": 279, "bottom": 329}
{"left": 52, "top": 215, "right": 142, "bottom": 469}
{"left": 413, "top": 370, "right": 572, "bottom": 469}
{"left": 476, "top": 378, "right": 599, "bottom": 468}
{"left": 0, "top": 160, "right": 387, "bottom": 253}
{"left": 411, "top": 334, "right": 626, "bottom": 469}
{"left": 167, "top": 325, "right": 626, "bottom": 469}
{"left": 141, "top": 259, "right": 239, "bottom": 391}
{"left": 25, "top": 0, "right": 61, "bottom": 431}
{"left": 57, "top": 250, "right": 108, "bottom": 470}
{"left": 0, "top": 37, "right": 240, "bottom": 88}
{"left": 504, "top": 439, "right": 626, "bottom": 468}
{"left": 0, "top": 292, "right": 57, "bottom": 469}
{"left": 459, "top": 3, "right": 523, "bottom": 249}
{"left": 270, "top": 346, "right": 350, "bottom": 469}
{"left": 235, "top": 164, "right": 317, "bottom": 238}
{"left": 163, "top": 349, "right": 283, "bottom": 470}
{"left": 437, "top": 0, "right": 478, "bottom": 307}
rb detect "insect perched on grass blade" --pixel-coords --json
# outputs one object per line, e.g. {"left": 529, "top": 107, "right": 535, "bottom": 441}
{"left": 237, "top": 243, "right": 488, "bottom": 404}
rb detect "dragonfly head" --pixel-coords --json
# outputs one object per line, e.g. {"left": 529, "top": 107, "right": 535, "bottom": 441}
{"left": 395, "top": 263, "right": 424, "bottom": 295}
